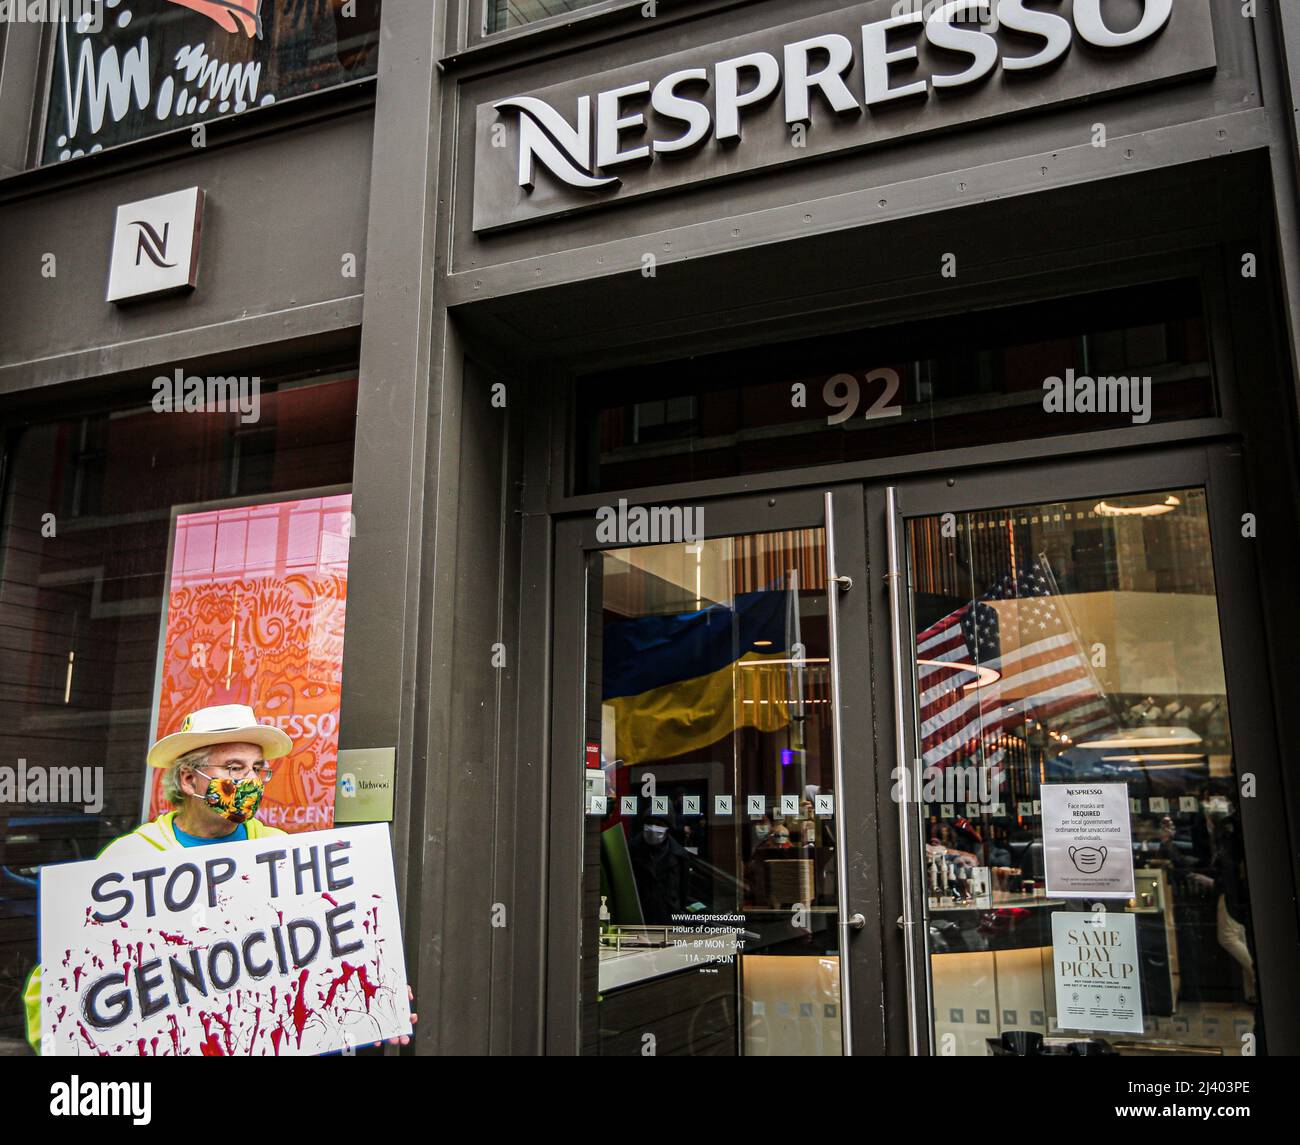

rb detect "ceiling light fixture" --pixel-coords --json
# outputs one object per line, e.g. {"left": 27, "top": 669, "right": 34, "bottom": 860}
{"left": 1094, "top": 495, "right": 1181, "bottom": 518}
{"left": 1078, "top": 726, "right": 1203, "bottom": 749}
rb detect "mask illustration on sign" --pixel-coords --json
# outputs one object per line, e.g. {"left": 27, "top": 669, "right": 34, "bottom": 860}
{"left": 197, "top": 772, "right": 266, "bottom": 824}
{"left": 166, "top": 0, "right": 263, "bottom": 38}
{"left": 1068, "top": 846, "right": 1107, "bottom": 874}
{"left": 492, "top": 0, "right": 1175, "bottom": 193}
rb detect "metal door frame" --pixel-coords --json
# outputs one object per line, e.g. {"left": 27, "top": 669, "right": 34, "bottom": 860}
{"left": 867, "top": 442, "right": 1300, "bottom": 1056}
{"left": 545, "top": 484, "right": 886, "bottom": 1055}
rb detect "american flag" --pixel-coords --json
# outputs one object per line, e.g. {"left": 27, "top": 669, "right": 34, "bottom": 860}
{"left": 915, "top": 556, "right": 1114, "bottom": 772}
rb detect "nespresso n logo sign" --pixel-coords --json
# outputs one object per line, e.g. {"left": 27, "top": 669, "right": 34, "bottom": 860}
{"left": 472, "top": 0, "right": 1215, "bottom": 232}
{"left": 107, "top": 187, "right": 204, "bottom": 303}
{"left": 131, "top": 221, "right": 177, "bottom": 269}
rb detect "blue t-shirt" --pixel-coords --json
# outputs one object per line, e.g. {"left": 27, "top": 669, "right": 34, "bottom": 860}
{"left": 173, "top": 821, "right": 247, "bottom": 847}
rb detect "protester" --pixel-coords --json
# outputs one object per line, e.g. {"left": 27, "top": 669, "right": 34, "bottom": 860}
{"left": 22, "top": 703, "right": 415, "bottom": 1054}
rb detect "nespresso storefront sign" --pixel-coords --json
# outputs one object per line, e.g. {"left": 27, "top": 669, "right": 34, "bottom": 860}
{"left": 473, "top": 0, "right": 1214, "bottom": 232}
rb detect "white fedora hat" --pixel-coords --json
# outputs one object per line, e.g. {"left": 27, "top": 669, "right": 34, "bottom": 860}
{"left": 147, "top": 704, "right": 293, "bottom": 769}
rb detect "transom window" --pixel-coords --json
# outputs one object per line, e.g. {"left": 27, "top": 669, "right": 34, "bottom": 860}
{"left": 486, "top": 0, "right": 606, "bottom": 35}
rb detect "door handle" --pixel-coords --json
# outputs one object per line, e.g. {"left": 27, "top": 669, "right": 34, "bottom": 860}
{"left": 824, "top": 492, "right": 856, "bottom": 1055}
{"left": 886, "top": 486, "right": 930, "bottom": 1056}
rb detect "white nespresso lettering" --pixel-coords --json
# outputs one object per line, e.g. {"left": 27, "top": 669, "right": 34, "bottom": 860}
{"left": 493, "top": 0, "right": 1174, "bottom": 192}
{"left": 926, "top": 1, "right": 999, "bottom": 89}
{"left": 596, "top": 81, "right": 652, "bottom": 169}
{"left": 651, "top": 68, "right": 711, "bottom": 153}
{"left": 495, "top": 94, "right": 618, "bottom": 190}
{"left": 996, "top": 0, "right": 1074, "bottom": 70}
{"left": 714, "top": 51, "right": 781, "bottom": 142}
{"left": 784, "top": 34, "right": 859, "bottom": 124}
{"left": 1073, "top": 0, "right": 1172, "bottom": 48}
{"left": 863, "top": 10, "right": 928, "bottom": 105}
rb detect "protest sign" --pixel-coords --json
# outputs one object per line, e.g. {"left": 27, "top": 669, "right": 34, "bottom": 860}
{"left": 40, "top": 824, "right": 410, "bottom": 1056}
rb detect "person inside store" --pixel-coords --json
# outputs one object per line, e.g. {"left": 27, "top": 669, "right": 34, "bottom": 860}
{"left": 629, "top": 803, "right": 702, "bottom": 924}
{"left": 1193, "top": 794, "right": 1258, "bottom": 1005}
{"left": 749, "top": 816, "right": 798, "bottom": 908}
{"left": 21, "top": 703, "right": 415, "bottom": 1053}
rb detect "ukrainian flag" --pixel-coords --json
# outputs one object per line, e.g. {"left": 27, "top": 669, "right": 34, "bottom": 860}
{"left": 604, "top": 591, "right": 795, "bottom": 765}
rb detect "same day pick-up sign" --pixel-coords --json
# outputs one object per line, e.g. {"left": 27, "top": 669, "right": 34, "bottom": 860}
{"left": 39, "top": 825, "right": 411, "bottom": 1056}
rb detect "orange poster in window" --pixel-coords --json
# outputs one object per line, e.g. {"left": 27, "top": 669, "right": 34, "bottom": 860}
{"left": 147, "top": 494, "right": 352, "bottom": 832}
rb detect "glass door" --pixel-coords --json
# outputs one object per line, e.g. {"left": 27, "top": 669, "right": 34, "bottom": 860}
{"left": 883, "top": 449, "right": 1284, "bottom": 1057}
{"left": 552, "top": 488, "right": 872, "bottom": 1056}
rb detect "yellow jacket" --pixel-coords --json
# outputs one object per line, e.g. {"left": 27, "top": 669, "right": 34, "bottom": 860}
{"left": 23, "top": 811, "right": 286, "bottom": 1054}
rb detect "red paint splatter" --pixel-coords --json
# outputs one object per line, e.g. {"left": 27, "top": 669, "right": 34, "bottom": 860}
{"left": 158, "top": 931, "right": 189, "bottom": 946}
{"left": 197, "top": 1013, "right": 225, "bottom": 1056}
{"left": 72, "top": 966, "right": 84, "bottom": 990}
{"left": 323, "top": 893, "right": 339, "bottom": 907}
{"left": 206, "top": 1005, "right": 236, "bottom": 1055}
{"left": 289, "top": 968, "right": 312, "bottom": 1047}
{"left": 137, "top": 1038, "right": 148, "bottom": 1056}
{"left": 270, "top": 1023, "right": 285, "bottom": 1055}
{"left": 76, "top": 1022, "right": 108, "bottom": 1056}
{"left": 112, "top": 939, "right": 122, "bottom": 961}
{"left": 167, "top": 1014, "right": 182, "bottom": 1056}
{"left": 321, "top": 962, "right": 379, "bottom": 1011}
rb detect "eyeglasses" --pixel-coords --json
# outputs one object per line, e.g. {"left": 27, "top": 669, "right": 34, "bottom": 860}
{"left": 196, "top": 763, "right": 273, "bottom": 783}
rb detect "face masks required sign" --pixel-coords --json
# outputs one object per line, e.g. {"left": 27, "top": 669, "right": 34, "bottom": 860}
{"left": 39, "top": 824, "right": 411, "bottom": 1056}
{"left": 1051, "top": 909, "right": 1144, "bottom": 1035}
{"left": 1040, "top": 782, "right": 1135, "bottom": 899}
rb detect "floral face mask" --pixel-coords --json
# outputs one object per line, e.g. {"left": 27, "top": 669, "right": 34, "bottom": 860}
{"left": 195, "top": 771, "right": 265, "bottom": 824}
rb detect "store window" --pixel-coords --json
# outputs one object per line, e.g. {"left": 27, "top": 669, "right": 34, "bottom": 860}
{"left": 42, "top": 1, "right": 382, "bottom": 164}
{"left": 576, "top": 281, "right": 1215, "bottom": 494}
{"left": 485, "top": 0, "right": 606, "bottom": 35}
{"left": 0, "top": 374, "right": 357, "bottom": 1046}
{"left": 907, "top": 488, "right": 1260, "bottom": 1055}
